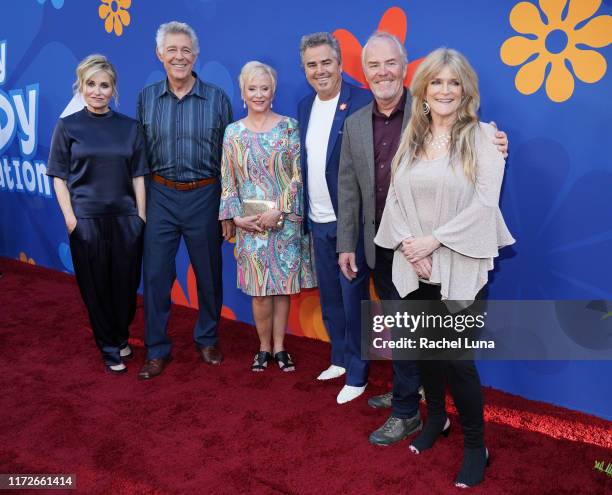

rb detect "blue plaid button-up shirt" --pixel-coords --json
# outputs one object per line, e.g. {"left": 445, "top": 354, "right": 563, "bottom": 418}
{"left": 137, "top": 74, "right": 233, "bottom": 181}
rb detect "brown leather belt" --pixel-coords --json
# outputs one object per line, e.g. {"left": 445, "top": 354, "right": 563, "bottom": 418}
{"left": 151, "top": 173, "right": 217, "bottom": 191}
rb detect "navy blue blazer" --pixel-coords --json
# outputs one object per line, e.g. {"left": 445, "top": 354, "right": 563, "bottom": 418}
{"left": 297, "top": 81, "right": 372, "bottom": 233}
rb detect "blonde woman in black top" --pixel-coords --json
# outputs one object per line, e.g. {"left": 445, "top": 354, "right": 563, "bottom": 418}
{"left": 47, "top": 55, "right": 148, "bottom": 373}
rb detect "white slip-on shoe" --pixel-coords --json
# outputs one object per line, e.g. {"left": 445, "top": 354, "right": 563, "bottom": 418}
{"left": 317, "top": 364, "right": 346, "bottom": 381}
{"left": 107, "top": 362, "right": 127, "bottom": 374}
{"left": 119, "top": 345, "right": 133, "bottom": 360}
{"left": 337, "top": 384, "right": 367, "bottom": 404}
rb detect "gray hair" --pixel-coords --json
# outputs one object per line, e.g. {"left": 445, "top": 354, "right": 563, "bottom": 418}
{"left": 361, "top": 31, "right": 407, "bottom": 71}
{"left": 156, "top": 21, "right": 200, "bottom": 55}
{"left": 239, "top": 61, "right": 277, "bottom": 97}
{"left": 299, "top": 32, "right": 342, "bottom": 66}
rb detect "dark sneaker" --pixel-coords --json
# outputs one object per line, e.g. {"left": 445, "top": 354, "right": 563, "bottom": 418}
{"left": 368, "top": 391, "right": 393, "bottom": 409}
{"left": 369, "top": 413, "right": 422, "bottom": 446}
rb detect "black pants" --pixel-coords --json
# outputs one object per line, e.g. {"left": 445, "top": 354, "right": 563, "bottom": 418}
{"left": 417, "top": 289, "right": 485, "bottom": 449}
{"left": 69, "top": 215, "right": 144, "bottom": 365}
{"left": 374, "top": 246, "right": 485, "bottom": 446}
{"left": 419, "top": 359, "right": 484, "bottom": 448}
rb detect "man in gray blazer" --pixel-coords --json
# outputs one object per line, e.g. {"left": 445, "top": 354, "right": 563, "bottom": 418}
{"left": 337, "top": 32, "right": 508, "bottom": 445}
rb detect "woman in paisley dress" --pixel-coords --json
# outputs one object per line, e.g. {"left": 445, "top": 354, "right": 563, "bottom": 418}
{"left": 219, "top": 61, "right": 316, "bottom": 372}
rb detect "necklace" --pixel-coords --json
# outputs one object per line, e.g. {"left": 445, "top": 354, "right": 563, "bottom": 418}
{"left": 425, "top": 132, "right": 451, "bottom": 151}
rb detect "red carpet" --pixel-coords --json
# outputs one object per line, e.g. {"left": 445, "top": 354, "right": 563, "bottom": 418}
{"left": 1, "top": 258, "right": 610, "bottom": 494}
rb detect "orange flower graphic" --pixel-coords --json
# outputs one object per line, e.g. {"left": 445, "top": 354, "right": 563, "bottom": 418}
{"left": 288, "top": 291, "right": 329, "bottom": 341}
{"left": 171, "top": 263, "right": 236, "bottom": 320}
{"left": 500, "top": 0, "right": 612, "bottom": 102}
{"left": 19, "top": 252, "right": 36, "bottom": 265}
{"left": 334, "top": 6, "right": 424, "bottom": 88}
{"left": 98, "top": 0, "right": 131, "bottom": 37}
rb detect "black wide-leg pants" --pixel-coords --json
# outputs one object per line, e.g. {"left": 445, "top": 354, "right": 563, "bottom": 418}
{"left": 69, "top": 215, "right": 144, "bottom": 365}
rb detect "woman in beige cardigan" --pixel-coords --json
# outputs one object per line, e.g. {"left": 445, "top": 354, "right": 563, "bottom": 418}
{"left": 374, "top": 48, "right": 514, "bottom": 488}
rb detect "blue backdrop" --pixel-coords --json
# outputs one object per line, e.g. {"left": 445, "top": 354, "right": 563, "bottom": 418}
{"left": 1, "top": 0, "right": 611, "bottom": 419}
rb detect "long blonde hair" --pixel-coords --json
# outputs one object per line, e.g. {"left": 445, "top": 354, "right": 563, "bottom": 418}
{"left": 391, "top": 48, "right": 480, "bottom": 181}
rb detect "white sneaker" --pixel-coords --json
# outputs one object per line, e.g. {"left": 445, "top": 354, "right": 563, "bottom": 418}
{"left": 337, "top": 384, "right": 367, "bottom": 404}
{"left": 317, "top": 365, "right": 346, "bottom": 381}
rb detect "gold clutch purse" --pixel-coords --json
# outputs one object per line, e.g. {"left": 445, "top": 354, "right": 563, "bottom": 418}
{"left": 242, "top": 199, "right": 277, "bottom": 216}
{"left": 242, "top": 199, "right": 284, "bottom": 229}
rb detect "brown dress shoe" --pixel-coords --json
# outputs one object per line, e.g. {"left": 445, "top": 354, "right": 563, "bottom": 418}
{"left": 199, "top": 346, "right": 223, "bottom": 365}
{"left": 138, "top": 356, "right": 172, "bottom": 380}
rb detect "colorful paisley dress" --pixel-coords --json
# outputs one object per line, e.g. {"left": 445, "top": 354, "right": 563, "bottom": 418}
{"left": 219, "top": 117, "right": 317, "bottom": 296}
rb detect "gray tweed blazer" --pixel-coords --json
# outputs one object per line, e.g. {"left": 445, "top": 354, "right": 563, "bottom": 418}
{"left": 336, "top": 94, "right": 412, "bottom": 268}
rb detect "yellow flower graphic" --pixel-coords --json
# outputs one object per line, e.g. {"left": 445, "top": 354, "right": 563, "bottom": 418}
{"left": 500, "top": 0, "right": 612, "bottom": 102}
{"left": 98, "top": 0, "right": 131, "bottom": 37}
{"left": 19, "top": 252, "right": 36, "bottom": 265}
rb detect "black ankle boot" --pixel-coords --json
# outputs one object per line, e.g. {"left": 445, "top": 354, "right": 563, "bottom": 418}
{"left": 408, "top": 417, "right": 450, "bottom": 454}
{"left": 455, "top": 447, "right": 489, "bottom": 488}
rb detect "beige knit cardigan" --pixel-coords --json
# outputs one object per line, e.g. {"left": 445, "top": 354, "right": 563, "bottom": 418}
{"left": 374, "top": 122, "right": 515, "bottom": 301}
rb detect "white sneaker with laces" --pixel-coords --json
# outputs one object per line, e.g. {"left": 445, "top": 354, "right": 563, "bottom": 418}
{"left": 337, "top": 384, "right": 367, "bottom": 404}
{"left": 317, "top": 364, "right": 346, "bottom": 381}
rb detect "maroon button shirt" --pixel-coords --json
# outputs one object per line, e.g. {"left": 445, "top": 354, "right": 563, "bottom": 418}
{"left": 373, "top": 89, "right": 407, "bottom": 225}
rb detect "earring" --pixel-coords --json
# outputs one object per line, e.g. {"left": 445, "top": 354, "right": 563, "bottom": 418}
{"left": 270, "top": 102, "right": 273, "bottom": 109}
{"left": 243, "top": 100, "right": 246, "bottom": 109}
{"left": 423, "top": 100, "right": 430, "bottom": 115}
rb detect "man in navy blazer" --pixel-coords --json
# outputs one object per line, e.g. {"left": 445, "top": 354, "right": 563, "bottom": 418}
{"left": 297, "top": 32, "right": 372, "bottom": 404}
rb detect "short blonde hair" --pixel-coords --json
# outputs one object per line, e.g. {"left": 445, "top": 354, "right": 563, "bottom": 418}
{"left": 73, "top": 54, "right": 118, "bottom": 104}
{"left": 238, "top": 61, "right": 277, "bottom": 99}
